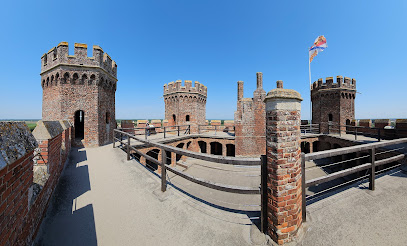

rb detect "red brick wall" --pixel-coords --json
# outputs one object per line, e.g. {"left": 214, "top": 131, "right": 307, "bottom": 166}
{"left": 0, "top": 151, "right": 34, "bottom": 246}
{"left": 0, "top": 124, "right": 71, "bottom": 246}
{"left": 235, "top": 73, "right": 266, "bottom": 157}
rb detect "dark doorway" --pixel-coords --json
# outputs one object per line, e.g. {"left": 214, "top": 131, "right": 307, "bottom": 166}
{"left": 74, "top": 110, "right": 85, "bottom": 139}
{"left": 346, "top": 119, "right": 351, "bottom": 133}
{"left": 328, "top": 113, "right": 333, "bottom": 122}
{"left": 176, "top": 143, "right": 184, "bottom": 161}
{"left": 198, "top": 141, "right": 207, "bottom": 153}
{"left": 226, "top": 144, "right": 235, "bottom": 156}
{"left": 210, "top": 142, "right": 222, "bottom": 155}
{"left": 146, "top": 149, "right": 159, "bottom": 171}
{"left": 172, "top": 114, "right": 176, "bottom": 125}
{"left": 186, "top": 115, "right": 190, "bottom": 122}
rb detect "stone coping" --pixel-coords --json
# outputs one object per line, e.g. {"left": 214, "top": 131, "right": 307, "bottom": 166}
{"left": 265, "top": 88, "right": 302, "bottom": 101}
{"left": 32, "top": 121, "right": 64, "bottom": 140}
{"left": 374, "top": 119, "right": 390, "bottom": 123}
{"left": 0, "top": 122, "right": 38, "bottom": 169}
{"left": 59, "top": 120, "right": 71, "bottom": 130}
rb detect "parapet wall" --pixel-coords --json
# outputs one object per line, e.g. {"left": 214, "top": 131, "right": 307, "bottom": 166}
{"left": 312, "top": 76, "right": 356, "bottom": 91}
{"left": 163, "top": 80, "right": 207, "bottom": 97}
{"left": 0, "top": 121, "right": 72, "bottom": 245}
{"left": 41, "top": 42, "right": 117, "bottom": 78}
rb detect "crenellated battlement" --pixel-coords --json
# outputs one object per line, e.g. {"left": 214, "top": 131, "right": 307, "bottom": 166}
{"left": 311, "top": 75, "right": 356, "bottom": 91}
{"left": 41, "top": 42, "right": 117, "bottom": 78}
{"left": 163, "top": 80, "right": 207, "bottom": 97}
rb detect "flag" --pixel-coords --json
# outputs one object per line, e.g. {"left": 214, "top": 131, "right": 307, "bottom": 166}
{"left": 309, "top": 35, "right": 327, "bottom": 63}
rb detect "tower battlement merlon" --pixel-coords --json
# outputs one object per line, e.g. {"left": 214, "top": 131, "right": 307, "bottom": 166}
{"left": 311, "top": 75, "right": 356, "bottom": 91}
{"left": 41, "top": 42, "right": 117, "bottom": 78}
{"left": 163, "top": 80, "right": 207, "bottom": 97}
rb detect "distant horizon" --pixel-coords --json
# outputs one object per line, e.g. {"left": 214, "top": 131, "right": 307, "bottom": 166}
{"left": 1, "top": 118, "right": 405, "bottom": 122}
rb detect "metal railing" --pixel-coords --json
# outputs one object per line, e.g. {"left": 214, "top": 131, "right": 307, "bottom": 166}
{"left": 301, "top": 122, "right": 407, "bottom": 141}
{"left": 113, "top": 129, "right": 260, "bottom": 194}
{"left": 198, "top": 125, "right": 235, "bottom": 135}
{"left": 301, "top": 137, "right": 407, "bottom": 222}
{"left": 300, "top": 124, "right": 320, "bottom": 135}
{"left": 119, "top": 125, "right": 191, "bottom": 139}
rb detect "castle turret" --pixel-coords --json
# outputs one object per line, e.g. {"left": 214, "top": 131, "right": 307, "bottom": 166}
{"left": 163, "top": 80, "right": 207, "bottom": 129}
{"left": 311, "top": 75, "right": 356, "bottom": 132}
{"left": 40, "top": 42, "right": 118, "bottom": 147}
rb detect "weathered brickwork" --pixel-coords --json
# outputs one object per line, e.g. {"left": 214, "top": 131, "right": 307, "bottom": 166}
{"left": 41, "top": 42, "right": 117, "bottom": 147}
{"left": 234, "top": 72, "right": 266, "bottom": 157}
{"left": 0, "top": 121, "right": 72, "bottom": 245}
{"left": 311, "top": 76, "right": 356, "bottom": 133}
{"left": 264, "top": 82, "right": 303, "bottom": 245}
{"left": 163, "top": 80, "right": 207, "bottom": 132}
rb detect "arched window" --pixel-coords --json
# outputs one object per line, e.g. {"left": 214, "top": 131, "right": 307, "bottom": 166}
{"left": 328, "top": 113, "right": 333, "bottom": 122}
{"left": 72, "top": 73, "right": 79, "bottom": 84}
{"left": 106, "top": 112, "right": 110, "bottom": 124}
{"left": 55, "top": 73, "right": 59, "bottom": 86}
{"left": 81, "top": 74, "right": 87, "bottom": 85}
{"left": 46, "top": 77, "right": 49, "bottom": 87}
{"left": 42, "top": 79, "right": 45, "bottom": 88}
{"left": 186, "top": 115, "right": 190, "bottom": 122}
{"left": 172, "top": 114, "right": 176, "bottom": 125}
{"left": 63, "top": 73, "right": 69, "bottom": 84}
{"left": 53, "top": 49, "right": 57, "bottom": 59}
{"left": 43, "top": 54, "right": 47, "bottom": 65}
{"left": 50, "top": 75, "right": 54, "bottom": 86}
{"left": 89, "top": 74, "right": 95, "bottom": 85}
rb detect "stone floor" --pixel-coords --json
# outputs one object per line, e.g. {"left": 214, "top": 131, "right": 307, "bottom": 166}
{"left": 34, "top": 142, "right": 407, "bottom": 246}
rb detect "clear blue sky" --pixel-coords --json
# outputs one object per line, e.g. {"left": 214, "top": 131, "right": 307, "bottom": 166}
{"left": 1, "top": 0, "right": 406, "bottom": 120}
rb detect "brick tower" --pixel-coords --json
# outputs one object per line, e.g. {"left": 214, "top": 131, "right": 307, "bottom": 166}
{"left": 311, "top": 76, "right": 356, "bottom": 132}
{"left": 234, "top": 72, "right": 266, "bottom": 157}
{"left": 40, "top": 42, "right": 117, "bottom": 147}
{"left": 163, "top": 80, "right": 207, "bottom": 130}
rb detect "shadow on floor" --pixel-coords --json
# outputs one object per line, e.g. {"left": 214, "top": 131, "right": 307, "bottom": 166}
{"left": 34, "top": 147, "right": 97, "bottom": 246}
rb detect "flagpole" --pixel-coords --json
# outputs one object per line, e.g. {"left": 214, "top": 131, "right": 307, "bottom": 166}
{"left": 309, "top": 53, "right": 312, "bottom": 125}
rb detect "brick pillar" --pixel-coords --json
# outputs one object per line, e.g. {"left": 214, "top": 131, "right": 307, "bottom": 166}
{"left": 309, "top": 142, "right": 313, "bottom": 153}
{"left": 264, "top": 81, "right": 303, "bottom": 245}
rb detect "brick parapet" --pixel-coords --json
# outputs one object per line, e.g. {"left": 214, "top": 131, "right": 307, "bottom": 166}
{"left": 311, "top": 76, "right": 356, "bottom": 92}
{"left": 41, "top": 42, "right": 118, "bottom": 78}
{"left": 163, "top": 80, "right": 207, "bottom": 97}
{"left": 264, "top": 82, "right": 303, "bottom": 245}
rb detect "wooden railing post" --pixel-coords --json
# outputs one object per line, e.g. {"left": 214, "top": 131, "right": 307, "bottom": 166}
{"left": 355, "top": 127, "right": 358, "bottom": 140}
{"left": 127, "top": 136, "right": 130, "bottom": 161}
{"left": 113, "top": 130, "right": 115, "bottom": 148}
{"left": 161, "top": 149, "right": 167, "bottom": 192}
{"left": 369, "top": 148, "right": 376, "bottom": 190}
{"left": 164, "top": 127, "right": 166, "bottom": 138}
{"left": 145, "top": 128, "right": 147, "bottom": 140}
{"left": 301, "top": 152, "right": 306, "bottom": 222}
{"left": 260, "top": 155, "right": 268, "bottom": 233}
{"left": 120, "top": 132, "right": 123, "bottom": 146}
{"left": 378, "top": 128, "right": 381, "bottom": 142}
{"left": 177, "top": 126, "right": 180, "bottom": 136}
{"left": 215, "top": 125, "right": 217, "bottom": 135}
{"left": 328, "top": 123, "right": 330, "bottom": 134}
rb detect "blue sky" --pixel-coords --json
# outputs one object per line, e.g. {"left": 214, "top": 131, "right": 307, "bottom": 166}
{"left": 0, "top": 0, "right": 406, "bottom": 120}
